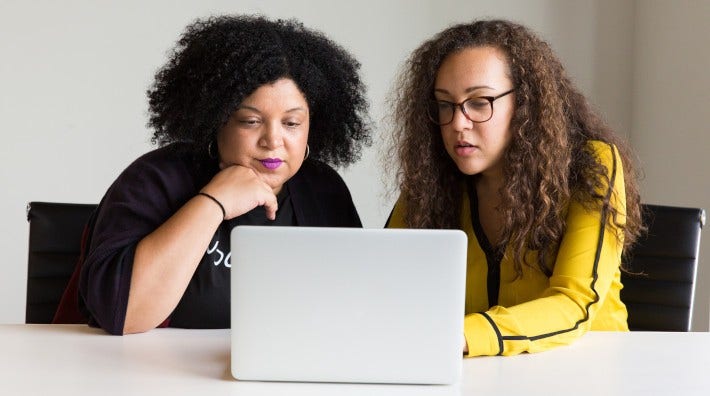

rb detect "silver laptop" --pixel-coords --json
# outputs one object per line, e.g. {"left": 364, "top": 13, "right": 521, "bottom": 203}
{"left": 230, "top": 226, "right": 467, "bottom": 384}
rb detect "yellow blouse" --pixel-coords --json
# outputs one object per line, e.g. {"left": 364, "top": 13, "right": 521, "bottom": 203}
{"left": 387, "top": 141, "right": 629, "bottom": 356}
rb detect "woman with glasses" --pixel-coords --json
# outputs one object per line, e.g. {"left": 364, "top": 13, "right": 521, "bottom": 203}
{"left": 56, "top": 15, "right": 371, "bottom": 334}
{"left": 386, "top": 19, "right": 643, "bottom": 356}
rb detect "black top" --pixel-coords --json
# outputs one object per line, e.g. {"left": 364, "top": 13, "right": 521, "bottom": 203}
{"left": 466, "top": 178, "right": 504, "bottom": 308}
{"left": 79, "top": 143, "right": 361, "bottom": 334}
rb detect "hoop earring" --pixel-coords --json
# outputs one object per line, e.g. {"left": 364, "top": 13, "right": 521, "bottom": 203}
{"left": 208, "top": 140, "right": 218, "bottom": 159}
{"left": 304, "top": 144, "right": 310, "bottom": 160}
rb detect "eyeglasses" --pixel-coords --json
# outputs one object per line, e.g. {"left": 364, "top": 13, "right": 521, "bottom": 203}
{"left": 427, "top": 87, "right": 516, "bottom": 125}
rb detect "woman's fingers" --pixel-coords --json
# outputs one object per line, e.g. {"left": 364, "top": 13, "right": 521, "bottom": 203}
{"left": 262, "top": 192, "right": 278, "bottom": 220}
{"left": 203, "top": 164, "right": 279, "bottom": 219}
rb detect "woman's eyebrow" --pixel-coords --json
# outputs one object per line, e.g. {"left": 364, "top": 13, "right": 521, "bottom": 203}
{"left": 285, "top": 107, "right": 307, "bottom": 113}
{"left": 237, "top": 105, "right": 261, "bottom": 113}
{"left": 464, "top": 85, "right": 494, "bottom": 94}
{"left": 237, "top": 106, "right": 307, "bottom": 113}
{"left": 434, "top": 85, "right": 494, "bottom": 96}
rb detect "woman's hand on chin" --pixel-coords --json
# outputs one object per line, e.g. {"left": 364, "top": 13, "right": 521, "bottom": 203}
{"left": 202, "top": 164, "right": 278, "bottom": 220}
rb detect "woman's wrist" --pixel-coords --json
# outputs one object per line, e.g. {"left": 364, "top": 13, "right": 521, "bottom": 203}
{"left": 197, "top": 192, "right": 226, "bottom": 220}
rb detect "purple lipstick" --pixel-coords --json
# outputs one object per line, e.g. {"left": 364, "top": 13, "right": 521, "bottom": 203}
{"left": 260, "top": 158, "right": 283, "bottom": 170}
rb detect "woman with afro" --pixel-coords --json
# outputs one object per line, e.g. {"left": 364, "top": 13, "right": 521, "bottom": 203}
{"left": 386, "top": 20, "right": 643, "bottom": 356}
{"left": 67, "top": 15, "right": 371, "bottom": 334}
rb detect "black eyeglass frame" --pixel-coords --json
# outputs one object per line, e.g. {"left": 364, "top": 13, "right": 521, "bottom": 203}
{"left": 428, "top": 87, "right": 516, "bottom": 126}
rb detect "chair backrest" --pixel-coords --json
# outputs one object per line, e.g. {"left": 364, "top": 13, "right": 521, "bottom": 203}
{"left": 26, "top": 201, "right": 97, "bottom": 324}
{"left": 621, "top": 204, "right": 705, "bottom": 331}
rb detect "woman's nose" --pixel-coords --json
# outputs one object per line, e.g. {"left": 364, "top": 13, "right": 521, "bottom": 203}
{"left": 449, "top": 105, "right": 473, "bottom": 131}
{"left": 260, "top": 122, "right": 284, "bottom": 148}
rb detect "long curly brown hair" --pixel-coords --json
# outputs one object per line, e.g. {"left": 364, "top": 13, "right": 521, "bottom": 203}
{"left": 388, "top": 19, "right": 643, "bottom": 276}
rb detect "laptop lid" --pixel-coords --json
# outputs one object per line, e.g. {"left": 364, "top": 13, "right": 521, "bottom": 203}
{"left": 230, "top": 226, "right": 467, "bottom": 384}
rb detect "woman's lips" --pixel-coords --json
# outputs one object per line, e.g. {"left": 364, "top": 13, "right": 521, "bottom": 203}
{"left": 260, "top": 158, "right": 283, "bottom": 170}
{"left": 454, "top": 142, "right": 477, "bottom": 156}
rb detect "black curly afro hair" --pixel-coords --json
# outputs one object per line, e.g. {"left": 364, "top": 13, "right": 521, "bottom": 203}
{"left": 147, "top": 15, "right": 371, "bottom": 167}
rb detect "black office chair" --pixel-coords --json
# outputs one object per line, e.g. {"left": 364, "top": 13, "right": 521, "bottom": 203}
{"left": 621, "top": 204, "right": 705, "bottom": 331}
{"left": 26, "top": 201, "right": 97, "bottom": 324}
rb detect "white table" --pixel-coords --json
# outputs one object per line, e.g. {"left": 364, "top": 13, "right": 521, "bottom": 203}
{"left": 1, "top": 324, "right": 708, "bottom": 395}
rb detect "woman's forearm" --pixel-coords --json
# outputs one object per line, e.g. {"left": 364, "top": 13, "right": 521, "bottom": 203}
{"left": 123, "top": 195, "right": 223, "bottom": 334}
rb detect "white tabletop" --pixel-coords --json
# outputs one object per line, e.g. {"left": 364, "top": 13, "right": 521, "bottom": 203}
{"left": 1, "top": 324, "right": 708, "bottom": 395}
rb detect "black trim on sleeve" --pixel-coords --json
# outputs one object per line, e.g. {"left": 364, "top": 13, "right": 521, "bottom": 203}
{"left": 480, "top": 312, "right": 505, "bottom": 356}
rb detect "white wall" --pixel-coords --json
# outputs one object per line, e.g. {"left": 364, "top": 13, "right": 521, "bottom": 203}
{"left": 631, "top": 0, "right": 710, "bottom": 331}
{"left": 2, "top": 0, "right": 703, "bottom": 330}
